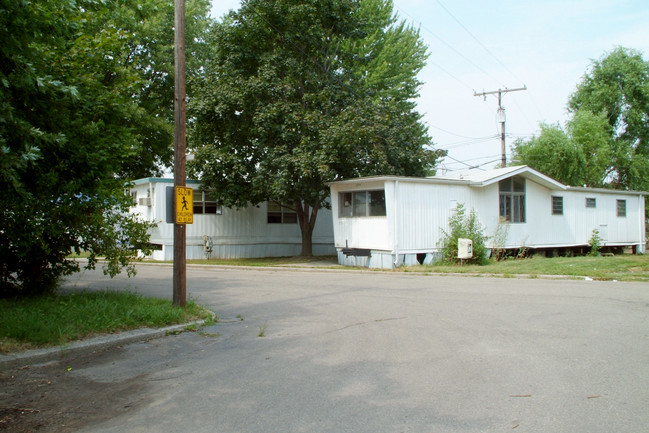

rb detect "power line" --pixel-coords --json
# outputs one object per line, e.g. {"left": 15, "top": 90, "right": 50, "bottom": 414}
{"left": 428, "top": 60, "right": 475, "bottom": 91}
{"left": 434, "top": 0, "right": 526, "bottom": 87}
{"left": 439, "top": 136, "right": 498, "bottom": 150}
{"left": 443, "top": 154, "right": 503, "bottom": 171}
{"left": 393, "top": 4, "right": 505, "bottom": 87}
{"left": 444, "top": 154, "right": 483, "bottom": 169}
{"left": 446, "top": 153, "right": 503, "bottom": 164}
{"left": 394, "top": 2, "right": 537, "bottom": 158}
{"left": 428, "top": 122, "right": 495, "bottom": 140}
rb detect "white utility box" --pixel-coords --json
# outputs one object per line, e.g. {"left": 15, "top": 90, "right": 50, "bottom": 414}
{"left": 458, "top": 238, "right": 473, "bottom": 259}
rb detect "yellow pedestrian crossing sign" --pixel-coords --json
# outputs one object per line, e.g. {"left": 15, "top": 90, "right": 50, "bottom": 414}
{"left": 175, "top": 186, "right": 193, "bottom": 224}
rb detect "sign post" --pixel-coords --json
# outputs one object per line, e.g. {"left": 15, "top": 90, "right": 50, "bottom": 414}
{"left": 173, "top": 0, "right": 187, "bottom": 307}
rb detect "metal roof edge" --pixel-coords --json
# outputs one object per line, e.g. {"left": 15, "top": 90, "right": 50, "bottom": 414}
{"left": 131, "top": 177, "right": 201, "bottom": 185}
{"left": 465, "top": 166, "right": 567, "bottom": 190}
{"left": 327, "top": 175, "right": 471, "bottom": 187}
{"left": 565, "top": 185, "right": 649, "bottom": 196}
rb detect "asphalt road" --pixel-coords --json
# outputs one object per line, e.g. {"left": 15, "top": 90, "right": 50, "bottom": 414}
{"left": 60, "top": 263, "right": 648, "bottom": 433}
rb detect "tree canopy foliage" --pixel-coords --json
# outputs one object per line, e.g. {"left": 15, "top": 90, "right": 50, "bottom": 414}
{"left": 0, "top": 0, "right": 211, "bottom": 296}
{"left": 568, "top": 47, "right": 649, "bottom": 190}
{"left": 512, "top": 122, "right": 584, "bottom": 186}
{"left": 189, "top": 0, "right": 445, "bottom": 256}
{"left": 513, "top": 47, "right": 649, "bottom": 192}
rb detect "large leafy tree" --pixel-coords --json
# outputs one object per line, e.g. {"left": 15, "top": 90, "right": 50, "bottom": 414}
{"left": 189, "top": 0, "right": 444, "bottom": 256}
{"left": 0, "top": 0, "right": 211, "bottom": 295}
{"left": 565, "top": 110, "right": 613, "bottom": 187}
{"left": 512, "top": 111, "right": 612, "bottom": 188}
{"left": 568, "top": 47, "right": 649, "bottom": 191}
{"left": 513, "top": 47, "right": 648, "bottom": 193}
{"left": 511, "top": 123, "right": 585, "bottom": 186}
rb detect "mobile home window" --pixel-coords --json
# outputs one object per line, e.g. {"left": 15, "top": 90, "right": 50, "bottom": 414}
{"left": 585, "top": 197, "right": 596, "bottom": 208}
{"left": 340, "top": 192, "right": 353, "bottom": 217}
{"left": 352, "top": 191, "right": 368, "bottom": 217}
{"left": 617, "top": 199, "right": 626, "bottom": 217}
{"left": 128, "top": 189, "right": 137, "bottom": 206}
{"left": 339, "top": 190, "right": 386, "bottom": 217}
{"left": 193, "top": 190, "right": 222, "bottom": 215}
{"left": 267, "top": 201, "right": 297, "bottom": 223}
{"left": 368, "top": 191, "right": 386, "bottom": 216}
{"left": 552, "top": 196, "right": 563, "bottom": 215}
{"left": 498, "top": 177, "right": 525, "bottom": 223}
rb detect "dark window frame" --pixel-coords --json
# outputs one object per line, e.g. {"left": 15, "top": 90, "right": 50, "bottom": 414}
{"left": 616, "top": 199, "right": 626, "bottom": 217}
{"left": 585, "top": 197, "right": 596, "bottom": 208}
{"left": 339, "top": 190, "right": 386, "bottom": 218}
{"left": 193, "top": 190, "right": 222, "bottom": 215}
{"left": 267, "top": 201, "right": 297, "bottom": 224}
{"left": 552, "top": 196, "right": 563, "bottom": 215}
{"left": 498, "top": 177, "right": 526, "bottom": 223}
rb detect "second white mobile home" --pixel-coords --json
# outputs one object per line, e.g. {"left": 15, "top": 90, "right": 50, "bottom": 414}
{"left": 129, "top": 178, "right": 335, "bottom": 260}
{"left": 329, "top": 166, "right": 646, "bottom": 268}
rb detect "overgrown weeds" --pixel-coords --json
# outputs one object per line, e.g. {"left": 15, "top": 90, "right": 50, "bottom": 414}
{"left": 439, "top": 203, "right": 489, "bottom": 265}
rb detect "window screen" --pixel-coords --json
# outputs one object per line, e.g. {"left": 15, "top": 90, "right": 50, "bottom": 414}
{"left": 339, "top": 190, "right": 386, "bottom": 217}
{"left": 552, "top": 196, "right": 563, "bottom": 215}
{"left": 267, "top": 202, "right": 297, "bottom": 223}
{"left": 499, "top": 177, "right": 525, "bottom": 223}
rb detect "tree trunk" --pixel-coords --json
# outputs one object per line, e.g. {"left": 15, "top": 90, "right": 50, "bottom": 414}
{"left": 299, "top": 224, "right": 313, "bottom": 257}
{"left": 296, "top": 200, "right": 319, "bottom": 257}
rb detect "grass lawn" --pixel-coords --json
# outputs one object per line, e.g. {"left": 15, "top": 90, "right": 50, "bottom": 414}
{"left": 0, "top": 291, "right": 214, "bottom": 353}
{"left": 179, "top": 252, "right": 648, "bottom": 281}
{"left": 408, "top": 253, "right": 649, "bottom": 281}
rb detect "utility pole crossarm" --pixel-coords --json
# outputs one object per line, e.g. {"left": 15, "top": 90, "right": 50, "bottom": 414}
{"left": 473, "top": 85, "right": 527, "bottom": 99}
{"left": 473, "top": 85, "right": 527, "bottom": 168}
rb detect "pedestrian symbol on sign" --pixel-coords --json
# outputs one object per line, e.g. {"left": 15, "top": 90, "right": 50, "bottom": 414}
{"left": 175, "top": 186, "right": 193, "bottom": 224}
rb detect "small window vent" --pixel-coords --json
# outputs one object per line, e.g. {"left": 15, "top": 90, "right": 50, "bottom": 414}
{"left": 138, "top": 197, "right": 151, "bottom": 207}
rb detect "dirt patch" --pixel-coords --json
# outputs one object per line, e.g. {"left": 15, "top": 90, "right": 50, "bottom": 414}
{"left": 0, "top": 348, "right": 150, "bottom": 432}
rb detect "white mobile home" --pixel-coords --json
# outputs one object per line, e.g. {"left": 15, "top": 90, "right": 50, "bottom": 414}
{"left": 129, "top": 178, "right": 335, "bottom": 260}
{"left": 329, "top": 166, "right": 647, "bottom": 268}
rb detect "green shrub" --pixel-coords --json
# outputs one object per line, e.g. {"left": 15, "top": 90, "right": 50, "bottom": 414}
{"left": 588, "top": 229, "right": 603, "bottom": 256}
{"left": 440, "top": 203, "right": 489, "bottom": 265}
{"left": 491, "top": 221, "right": 509, "bottom": 261}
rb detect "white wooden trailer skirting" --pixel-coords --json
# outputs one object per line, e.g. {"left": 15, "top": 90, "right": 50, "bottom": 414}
{"left": 328, "top": 166, "right": 647, "bottom": 269}
{"left": 129, "top": 178, "right": 335, "bottom": 260}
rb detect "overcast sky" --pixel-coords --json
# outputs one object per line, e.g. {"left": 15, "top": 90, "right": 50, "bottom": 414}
{"left": 208, "top": 0, "right": 649, "bottom": 174}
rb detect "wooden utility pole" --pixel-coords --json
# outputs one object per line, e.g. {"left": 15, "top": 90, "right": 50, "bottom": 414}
{"left": 173, "top": 0, "right": 187, "bottom": 307}
{"left": 473, "top": 86, "right": 526, "bottom": 167}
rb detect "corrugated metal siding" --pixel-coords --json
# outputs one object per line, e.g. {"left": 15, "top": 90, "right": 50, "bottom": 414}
{"left": 498, "top": 180, "right": 569, "bottom": 248}
{"left": 485, "top": 181, "right": 645, "bottom": 249}
{"left": 330, "top": 180, "right": 391, "bottom": 250}
{"left": 131, "top": 181, "right": 335, "bottom": 259}
{"left": 393, "top": 181, "right": 477, "bottom": 252}
{"left": 329, "top": 176, "right": 646, "bottom": 257}
{"left": 333, "top": 218, "right": 390, "bottom": 250}
{"left": 570, "top": 192, "right": 643, "bottom": 245}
